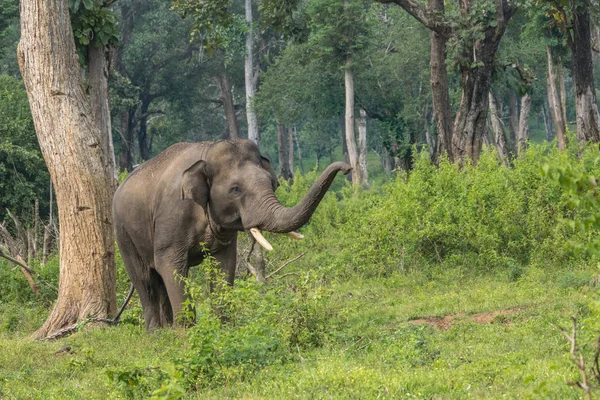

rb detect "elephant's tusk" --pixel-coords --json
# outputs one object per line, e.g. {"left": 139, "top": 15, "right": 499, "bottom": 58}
{"left": 286, "top": 231, "right": 304, "bottom": 240}
{"left": 250, "top": 228, "right": 273, "bottom": 251}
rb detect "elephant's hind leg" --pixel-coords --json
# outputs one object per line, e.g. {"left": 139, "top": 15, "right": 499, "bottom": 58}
{"left": 115, "top": 226, "right": 168, "bottom": 331}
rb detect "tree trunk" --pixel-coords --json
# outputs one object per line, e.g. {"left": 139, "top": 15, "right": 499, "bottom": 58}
{"left": 118, "top": 110, "right": 134, "bottom": 171}
{"left": 429, "top": 0, "right": 453, "bottom": 162}
{"left": 245, "top": 0, "right": 259, "bottom": 145}
{"left": 138, "top": 95, "right": 151, "bottom": 161}
{"left": 288, "top": 126, "right": 294, "bottom": 177}
{"left": 18, "top": 0, "right": 117, "bottom": 338}
{"left": 542, "top": 102, "right": 553, "bottom": 142}
{"left": 114, "top": 0, "right": 137, "bottom": 172}
{"left": 88, "top": 45, "right": 118, "bottom": 185}
{"left": 488, "top": 92, "right": 510, "bottom": 166}
{"left": 276, "top": 121, "right": 292, "bottom": 181}
{"left": 344, "top": 57, "right": 361, "bottom": 187}
{"left": 508, "top": 90, "right": 519, "bottom": 154}
{"left": 215, "top": 71, "right": 240, "bottom": 139}
{"left": 571, "top": 10, "right": 600, "bottom": 144}
{"left": 293, "top": 129, "right": 304, "bottom": 173}
{"left": 451, "top": 5, "right": 511, "bottom": 164}
{"left": 547, "top": 46, "right": 567, "bottom": 150}
{"left": 559, "top": 62, "right": 567, "bottom": 124}
{"left": 357, "top": 109, "right": 369, "bottom": 188}
{"left": 517, "top": 93, "right": 532, "bottom": 155}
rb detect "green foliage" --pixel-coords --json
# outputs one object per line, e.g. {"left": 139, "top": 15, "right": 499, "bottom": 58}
{"left": 0, "top": 75, "right": 49, "bottom": 221}
{"left": 145, "top": 254, "right": 335, "bottom": 396}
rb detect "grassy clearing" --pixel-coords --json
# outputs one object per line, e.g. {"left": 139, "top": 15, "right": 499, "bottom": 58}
{"left": 0, "top": 265, "right": 594, "bottom": 399}
{"left": 2, "top": 142, "right": 599, "bottom": 398}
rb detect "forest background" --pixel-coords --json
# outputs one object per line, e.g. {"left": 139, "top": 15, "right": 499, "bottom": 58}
{"left": 3, "top": 0, "right": 600, "bottom": 398}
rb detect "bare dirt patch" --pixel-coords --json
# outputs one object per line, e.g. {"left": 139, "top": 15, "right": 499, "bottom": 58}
{"left": 410, "top": 307, "right": 525, "bottom": 330}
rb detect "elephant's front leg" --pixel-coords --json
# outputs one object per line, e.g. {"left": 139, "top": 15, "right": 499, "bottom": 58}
{"left": 154, "top": 248, "right": 191, "bottom": 325}
{"left": 211, "top": 235, "right": 238, "bottom": 286}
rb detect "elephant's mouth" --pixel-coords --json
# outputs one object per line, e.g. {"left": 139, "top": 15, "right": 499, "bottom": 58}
{"left": 249, "top": 228, "right": 304, "bottom": 252}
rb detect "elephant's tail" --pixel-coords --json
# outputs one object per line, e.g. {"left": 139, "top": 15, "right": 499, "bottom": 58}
{"left": 113, "top": 284, "right": 135, "bottom": 324}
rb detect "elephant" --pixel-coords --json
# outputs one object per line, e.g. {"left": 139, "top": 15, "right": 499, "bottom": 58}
{"left": 112, "top": 139, "right": 351, "bottom": 331}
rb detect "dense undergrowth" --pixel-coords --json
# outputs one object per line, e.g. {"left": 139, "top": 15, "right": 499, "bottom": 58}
{"left": 1, "top": 142, "right": 600, "bottom": 398}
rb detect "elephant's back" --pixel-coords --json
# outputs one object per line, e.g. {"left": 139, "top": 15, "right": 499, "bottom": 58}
{"left": 128, "top": 142, "right": 210, "bottom": 180}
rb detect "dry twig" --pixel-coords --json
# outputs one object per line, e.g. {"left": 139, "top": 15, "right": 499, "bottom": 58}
{"left": 556, "top": 317, "right": 594, "bottom": 400}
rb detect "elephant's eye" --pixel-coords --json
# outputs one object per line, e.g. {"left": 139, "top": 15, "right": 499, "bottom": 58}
{"left": 229, "top": 186, "right": 241, "bottom": 195}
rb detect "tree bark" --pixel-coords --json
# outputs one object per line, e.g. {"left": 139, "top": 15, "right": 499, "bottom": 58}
{"left": 516, "top": 93, "right": 532, "bottom": 155}
{"left": 18, "top": 0, "right": 117, "bottom": 338}
{"left": 571, "top": 10, "right": 600, "bottom": 144}
{"left": 288, "top": 126, "right": 294, "bottom": 177}
{"left": 245, "top": 0, "right": 259, "bottom": 145}
{"left": 488, "top": 92, "right": 509, "bottom": 166}
{"left": 542, "top": 102, "right": 553, "bottom": 142}
{"left": 344, "top": 57, "right": 361, "bottom": 187}
{"left": 293, "top": 128, "right": 304, "bottom": 173}
{"left": 138, "top": 95, "right": 151, "bottom": 161}
{"left": 559, "top": 62, "right": 567, "bottom": 125}
{"left": 88, "top": 45, "right": 118, "bottom": 186}
{"left": 428, "top": 0, "right": 453, "bottom": 162}
{"left": 547, "top": 46, "right": 567, "bottom": 150}
{"left": 357, "top": 109, "right": 369, "bottom": 188}
{"left": 508, "top": 90, "right": 518, "bottom": 154}
{"left": 215, "top": 71, "right": 240, "bottom": 139}
{"left": 118, "top": 110, "right": 134, "bottom": 171}
{"left": 276, "top": 121, "right": 292, "bottom": 181}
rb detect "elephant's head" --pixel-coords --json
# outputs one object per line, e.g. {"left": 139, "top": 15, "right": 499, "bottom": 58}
{"left": 181, "top": 139, "right": 351, "bottom": 250}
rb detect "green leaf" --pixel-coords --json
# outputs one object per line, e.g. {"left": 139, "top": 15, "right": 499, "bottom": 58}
{"left": 82, "top": 0, "right": 94, "bottom": 10}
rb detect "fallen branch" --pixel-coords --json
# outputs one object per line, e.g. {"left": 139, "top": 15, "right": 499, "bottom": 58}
{"left": 266, "top": 252, "right": 306, "bottom": 280}
{"left": 0, "top": 248, "right": 57, "bottom": 292}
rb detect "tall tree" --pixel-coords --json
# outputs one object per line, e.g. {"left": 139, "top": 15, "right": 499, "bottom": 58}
{"left": 378, "top": 0, "right": 514, "bottom": 163}
{"left": 548, "top": 0, "right": 600, "bottom": 144}
{"left": 18, "top": 0, "right": 117, "bottom": 337}
{"left": 245, "top": 0, "right": 260, "bottom": 144}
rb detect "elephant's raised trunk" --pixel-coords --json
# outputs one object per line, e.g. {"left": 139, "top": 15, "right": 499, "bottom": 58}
{"left": 256, "top": 162, "right": 351, "bottom": 234}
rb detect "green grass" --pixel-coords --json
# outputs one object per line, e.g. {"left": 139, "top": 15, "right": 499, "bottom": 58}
{"left": 0, "top": 265, "right": 594, "bottom": 399}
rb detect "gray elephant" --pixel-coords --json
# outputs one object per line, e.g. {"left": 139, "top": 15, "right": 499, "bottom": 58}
{"left": 112, "top": 139, "right": 351, "bottom": 330}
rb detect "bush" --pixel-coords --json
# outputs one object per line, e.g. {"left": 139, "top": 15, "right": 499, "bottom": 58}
{"left": 266, "top": 142, "right": 598, "bottom": 280}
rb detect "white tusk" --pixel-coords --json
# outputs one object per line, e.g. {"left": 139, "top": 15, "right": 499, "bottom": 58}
{"left": 286, "top": 231, "right": 304, "bottom": 240}
{"left": 250, "top": 228, "right": 273, "bottom": 251}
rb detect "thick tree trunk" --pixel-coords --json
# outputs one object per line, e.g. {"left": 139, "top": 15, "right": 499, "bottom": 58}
{"left": 245, "top": 0, "right": 259, "bottom": 145}
{"left": 215, "top": 71, "right": 240, "bottom": 139}
{"left": 517, "top": 93, "right": 532, "bottom": 154}
{"left": 18, "top": 0, "right": 117, "bottom": 338}
{"left": 488, "top": 92, "right": 510, "bottom": 166}
{"left": 508, "top": 90, "right": 518, "bottom": 153}
{"left": 276, "top": 121, "right": 292, "bottom": 181}
{"left": 344, "top": 57, "right": 361, "bottom": 187}
{"left": 451, "top": 6, "right": 511, "bottom": 164}
{"left": 429, "top": 0, "right": 453, "bottom": 162}
{"left": 451, "top": 63, "right": 494, "bottom": 164}
{"left": 571, "top": 10, "right": 600, "bottom": 144}
{"left": 357, "top": 109, "right": 369, "bottom": 188}
{"left": 547, "top": 47, "right": 567, "bottom": 150}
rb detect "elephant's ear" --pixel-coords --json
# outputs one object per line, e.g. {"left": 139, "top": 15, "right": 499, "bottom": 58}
{"left": 260, "top": 156, "right": 279, "bottom": 190}
{"left": 181, "top": 160, "right": 210, "bottom": 208}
